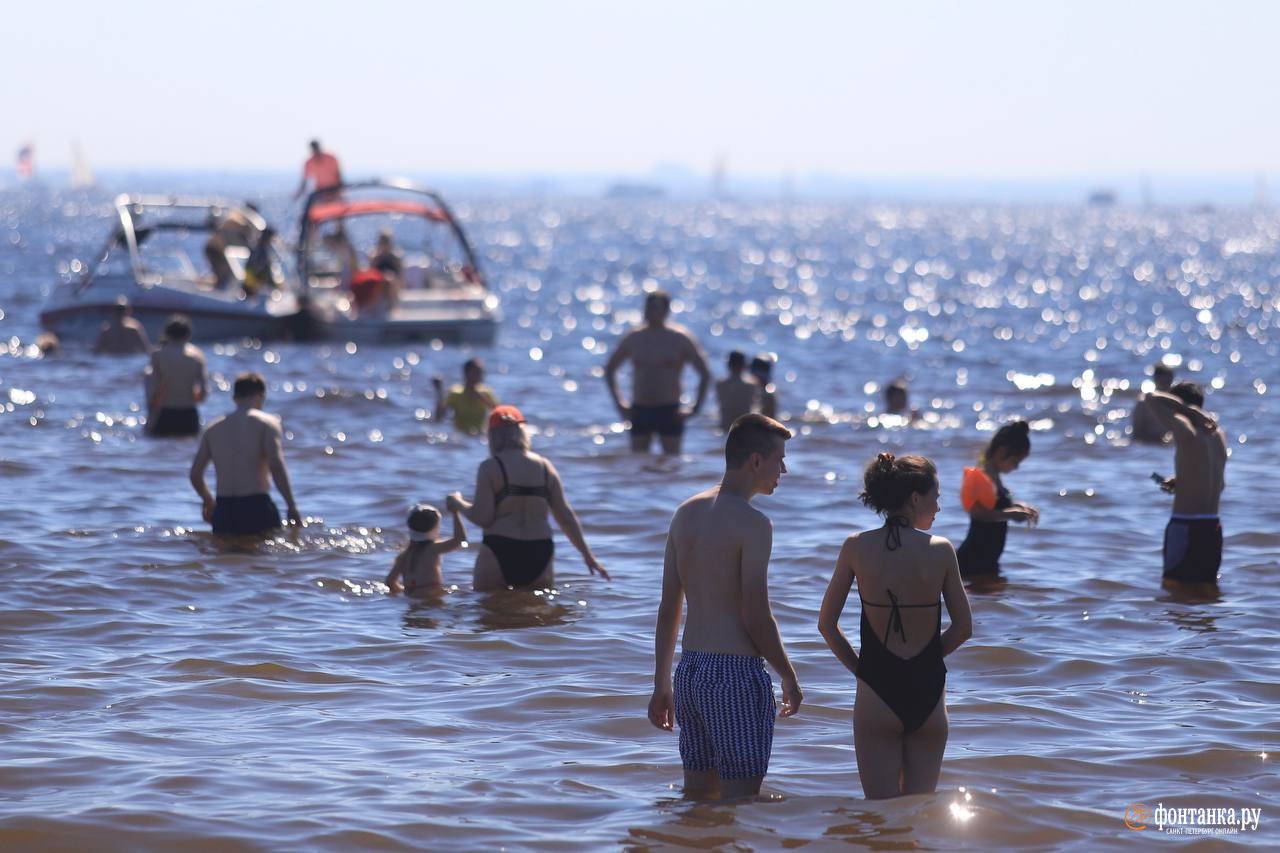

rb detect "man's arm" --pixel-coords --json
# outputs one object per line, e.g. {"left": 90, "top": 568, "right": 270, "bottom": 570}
{"left": 684, "top": 334, "right": 712, "bottom": 417}
{"left": 817, "top": 538, "right": 860, "bottom": 676}
{"left": 603, "top": 333, "right": 633, "bottom": 416}
{"left": 189, "top": 433, "right": 215, "bottom": 522}
{"left": 265, "top": 420, "right": 301, "bottom": 525}
{"left": 739, "top": 517, "right": 801, "bottom": 716}
{"left": 647, "top": 530, "right": 684, "bottom": 731}
{"left": 1145, "top": 390, "right": 1216, "bottom": 438}
{"left": 193, "top": 355, "right": 208, "bottom": 403}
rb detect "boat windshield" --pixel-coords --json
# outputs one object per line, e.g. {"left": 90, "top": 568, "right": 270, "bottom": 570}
{"left": 301, "top": 187, "right": 479, "bottom": 290}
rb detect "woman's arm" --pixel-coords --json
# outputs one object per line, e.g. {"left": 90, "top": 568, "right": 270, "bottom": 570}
{"left": 939, "top": 543, "right": 973, "bottom": 656}
{"left": 546, "top": 462, "right": 609, "bottom": 579}
{"left": 817, "top": 538, "right": 860, "bottom": 676}
{"left": 450, "top": 462, "right": 497, "bottom": 528}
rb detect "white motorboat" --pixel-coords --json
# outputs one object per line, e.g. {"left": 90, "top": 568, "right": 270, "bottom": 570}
{"left": 41, "top": 195, "right": 303, "bottom": 343}
{"left": 296, "top": 180, "right": 499, "bottom": 344}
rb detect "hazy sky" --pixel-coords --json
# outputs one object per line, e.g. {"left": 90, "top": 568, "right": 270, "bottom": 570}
{"left": 5, "top": 0, "right": 1278, "bottom": 179}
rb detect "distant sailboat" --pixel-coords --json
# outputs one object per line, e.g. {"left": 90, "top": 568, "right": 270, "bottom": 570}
{"left": 70, "top": 141, "right": 95, "bottom": 189}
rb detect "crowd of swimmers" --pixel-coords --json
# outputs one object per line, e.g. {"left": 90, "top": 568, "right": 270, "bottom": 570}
{"left": 89, "top": 286, "right": 1229, "bottom": 802}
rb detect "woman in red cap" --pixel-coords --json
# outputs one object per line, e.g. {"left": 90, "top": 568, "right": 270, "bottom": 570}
{"left": 448, "top": 405, "right": 609, "bottom": 590}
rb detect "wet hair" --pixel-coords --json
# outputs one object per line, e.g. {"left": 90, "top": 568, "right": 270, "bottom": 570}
{"left": 1170, "top": 380, "right": 1205, "bottom": 408}
{"left": 983, "top": 420, "right": 1031, "bottom": 462}
{"left": 488, "top": 422, "right": 531, "bottom": 455}
{"left": 407, "top": 504, "right": 441, "bottom": 534}
{"left": 725, "top": 413, "right": 790, "bottom": 468}
{"left": 727, "top": 350, "right": 746, "bottom": 370}
{"left": 860, "top": 453, "right": 938, "bottom": 516}
{"left": 164, "top": 315, "right": 191, "bottom": 341}
{"left": 233, "top": 372, "right": 267, "bottom": 399}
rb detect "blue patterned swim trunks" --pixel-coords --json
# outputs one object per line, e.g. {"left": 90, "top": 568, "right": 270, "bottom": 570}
{"left": 673, "top": 650, "right": 776, "bottom": 780}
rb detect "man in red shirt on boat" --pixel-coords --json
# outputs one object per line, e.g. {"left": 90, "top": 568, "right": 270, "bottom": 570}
{"left": 295, "top": 139, "right": 343, "bottom": 200}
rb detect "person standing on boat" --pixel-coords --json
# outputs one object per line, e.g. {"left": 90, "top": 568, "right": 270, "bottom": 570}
{"left": 295, "top": 140, "right": 343, "bottom": 200}
{"left": 432, "top": 358, "right": 498, "bottom": 435}
{"left": 94, "top": 295, "right": 151, "bottom": 355}
{"left": 190, "top": 372, "right": 302, "bottom": 536}
{"left": 145, "top": 315, "right": 207, "bottom": 438}
{"left": 605, "top": 290, "right": 712, "bottom": 454}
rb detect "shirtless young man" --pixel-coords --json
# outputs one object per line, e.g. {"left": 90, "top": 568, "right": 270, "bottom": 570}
{"left": 605, "top": 291, "right": 711, "bottom": 454}
{"left": 648, "top": 413, "right": 802, "bottom": 799}
{"left": 1145, "top": 381, "right": 1228, "bottom": 586}
{"left": 94, "top": 297, "right": 151, "bottom": 355}
{"left": 715, "top": 351, "right": 759, "bottom": 432}
{"left": 190, "top": 372, "right": 302, "bottom": 536}
{"left": 146, "top": 316, "right": 207, "bottom": 438}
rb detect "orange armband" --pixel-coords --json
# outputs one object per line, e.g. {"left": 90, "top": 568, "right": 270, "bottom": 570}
{"left": 961, "top": 466, "right": 997, "bottom": 512}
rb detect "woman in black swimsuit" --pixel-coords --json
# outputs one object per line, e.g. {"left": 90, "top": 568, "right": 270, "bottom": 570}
{"left": 818, "top": 453, "right": 972, "bottom": 799}
{"left": 448, "top": 405, "right": 609, "bottom": 591}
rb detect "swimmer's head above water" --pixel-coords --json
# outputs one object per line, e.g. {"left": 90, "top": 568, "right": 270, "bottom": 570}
{"left": 488, "top": 405, "right": 530, "bottom": 454}
{"left": 724, "top": 413, "right": 790, "bottom": 495}
{"left": 407, "top": 503, "right": 441, "bottom": 542}
{"left": 860, "top": 452, "right": 939, "bottom": 528}
{"left": 1170, "top": 380, "right": 1205, "bottom": 408}
{"left": 982, "top": 420, "right": 1031, "bottom": 472}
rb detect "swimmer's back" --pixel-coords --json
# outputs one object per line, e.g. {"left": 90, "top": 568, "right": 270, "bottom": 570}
{"left": 671, "top": 486, "right": 763, "bottom": 658}
{"left": 844, "top": 527, "right": 952, "bottom": 658}
{"left": 202, "top": 409, "right": 279, "bottom": 496}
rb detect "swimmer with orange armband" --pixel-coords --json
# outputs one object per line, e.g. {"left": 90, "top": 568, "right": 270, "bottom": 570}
{"left": 955, "top": 421, "right": 1040, "bottom": 580}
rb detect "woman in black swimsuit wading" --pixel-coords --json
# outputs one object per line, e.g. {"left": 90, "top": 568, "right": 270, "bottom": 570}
{"left": 818, "top": 453, "right": 973, "bottom": 799}
{"left": 448, "top": 405, "right": 609, "bottom": 591}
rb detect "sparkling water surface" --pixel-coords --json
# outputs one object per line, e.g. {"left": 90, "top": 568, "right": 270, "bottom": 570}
{"left": 1, "top": 187, "right": 1278, "bottom": 850}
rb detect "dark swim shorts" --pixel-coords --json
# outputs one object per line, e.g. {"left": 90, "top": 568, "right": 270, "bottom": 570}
{"left": 630, "top": 404, "right": 684, "bottom": 437}
{"left": 212, "top": 494, "right": 282, "bottom": 536}
{"left": 151, "top": 407, "right": 200, "bottom": 438}
{"left": 674, "top": 651, "right": 775, "bottom": 780}
{"left": 1163, "top": 516, "right": 1222, "bottom": 583}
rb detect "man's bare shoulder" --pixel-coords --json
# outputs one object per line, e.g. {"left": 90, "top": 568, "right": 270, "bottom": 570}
{"left": 202, "top": 413, "right": 229, "bottom": 434}
{"left": 247, "top": 409, "right": 282, "bottom": 432}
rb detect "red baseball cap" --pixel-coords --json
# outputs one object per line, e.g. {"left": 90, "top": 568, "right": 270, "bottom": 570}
{"left": 488, "top": 404, "right": 526, "bottom": 429}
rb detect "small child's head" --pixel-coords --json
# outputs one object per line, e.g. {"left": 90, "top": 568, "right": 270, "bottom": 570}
{"left": 1170, "top": 380, "right": 1205, "bottom": 408}
{"left": 983, "top": 420, "right": 1031, "bottom": 472}
{"left": 860, "top": 452, "right": 939, "bottom": 526}
{"left": 407, "top": 503, "right": 441, "bottom": 542}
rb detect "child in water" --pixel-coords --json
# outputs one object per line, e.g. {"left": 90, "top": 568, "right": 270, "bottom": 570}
{"left": 385, "top": 504, "right": 468, "bottom": 594}
{"left": 956, "top": 421, "right": 1039, "bottom": 579}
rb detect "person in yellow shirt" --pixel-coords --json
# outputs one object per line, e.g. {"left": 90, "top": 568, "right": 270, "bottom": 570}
{"left": 432, "top": 358, "right": 498, "bottom": 434}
